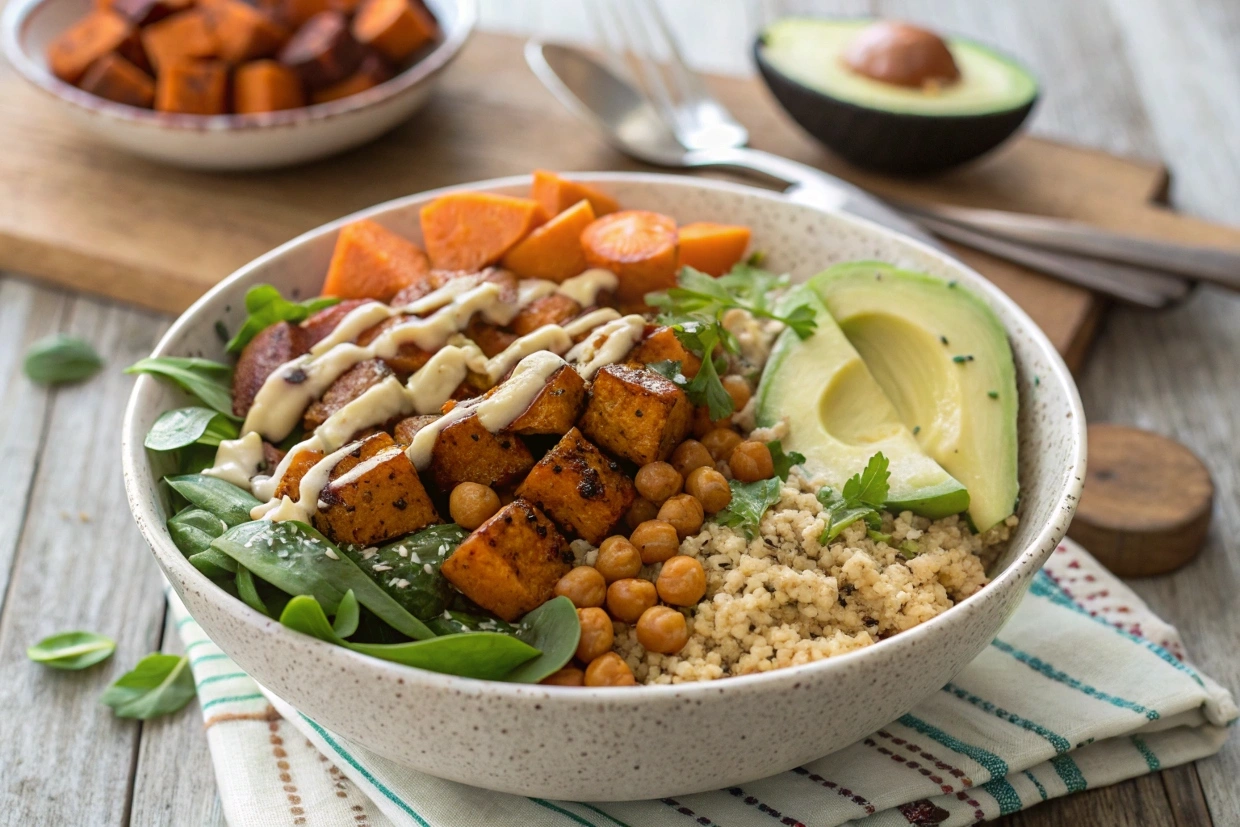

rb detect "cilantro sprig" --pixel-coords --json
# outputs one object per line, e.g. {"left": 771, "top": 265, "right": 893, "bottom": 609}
{"left": 767, "top": 440, "right": 805, "bottom": 481}
{"left": 715, "top": 477, "right": 783, "bottom": 539}
{"left": 647, "top": 265, "right": 818, "bottom": 340}
{"left": 816, "top": 453, "right": 891, "bottom": 543}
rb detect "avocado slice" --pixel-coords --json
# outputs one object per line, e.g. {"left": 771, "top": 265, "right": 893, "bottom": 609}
{"left": 755, "top": 18, "right": 1038, "bottom": 173}
{"left": 810, "top": 263, "right": 1019, "bottom": 532}
{"left": 756, "top": 288, "right": 968, "bottom": 519}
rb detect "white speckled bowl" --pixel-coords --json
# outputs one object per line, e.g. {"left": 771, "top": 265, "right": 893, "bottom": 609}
{"left": 122, "top": 173, "right": 1085, "bottom": 801}
{"left": 1, "top": 0, "right": 475, "bottom": 170}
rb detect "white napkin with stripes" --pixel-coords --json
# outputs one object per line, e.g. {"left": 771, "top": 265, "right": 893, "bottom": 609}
{"left": 173, "top": 539, "right": 1236, "bottom": 827}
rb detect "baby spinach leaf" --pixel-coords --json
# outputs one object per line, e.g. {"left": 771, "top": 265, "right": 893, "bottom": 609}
{"left": 146, "top": 407, "right": 239, "bottom": 451}
{"left": 27, "top": 631, "right": 116, "bottom": 670}
{"left": 166, "top": 474, "right": 261, "bottom": 527}
{"left": 101, "top": 654, "right": 196, "bottom": 719}
{"left": 715, "top": 477, "right": 783, "bottom": 539}
{"left": 333, "top": 590, "right": 360, "bottom": 638}
{"left": 279, "top": 596, "right": 539, "bottom": 681}
{"left": 426, "top": 611, "right": 516, "bottom": 637}
{"left": 126, "top": 357, "right": 238, "bottom": 419}
{"left": 227, "top": 285, "right": 340, "bottom": 353}
{"left": 342, "top": 524, "right": 467, "bottom": 621}
{"left": 167, "top": 507, "right": 230, "bottom": 557}
{"left": 188, "top": 548, "right": 238, "bottom": 580}
{"left": 767, "top": 440, "right": 805, "bottom": 482}
{"left": 235, "top": 566, "right": 269, "bottom": 617}
{"left": 505, "top": 596, "right": 580, "bottom": 684}
{"left": 23, "top": 335, "right": 104, "bottom": 385}
{"left": 817, "top": 453, "right": 891, "bottom": 543}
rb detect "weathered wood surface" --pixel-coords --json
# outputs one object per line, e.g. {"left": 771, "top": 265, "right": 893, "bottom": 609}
{"left": 0, "top": 2, "right": 1236, "bottom": 826}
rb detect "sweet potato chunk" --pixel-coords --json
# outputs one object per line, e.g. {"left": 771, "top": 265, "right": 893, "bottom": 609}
{"left": 420, "top": 192, "right": 546, "bottom": 272}
{"left": 463, "top": 318, "right": 516, "bottom": 359}
{"left": 440, "top": 499, "right": 571, "bottom": 621}
{"left": 508, "top": 294, "right": 581, "bottom": 337}
{"left": 202, "top": 0, "right": 288, "bottom": 63}
{"left": 299, "top": 298, "right": 367, "bottom": 345}
{"left": 278, "top": 0, "right": 331, "bottom": 28}
{"left": 78, "top": 53, "right": 154, "bottom": 107}
{"left": 111, "top": 0, "right": 191, "bottom": 25}
{"left": 393, "top": 414, "right": 438, "bottom": 446}
{"left": 235, "top": 59, "right": 305, "bottom": 112}
{"left": 232, "top": 320, "right": 308, "bottom": 417}
{"left": 676, "top": 222, "right": 751, "bottom": 276}
{"left": 155, "top": 59, "right": 228, "bottom": 114}
{"left": 430, "top": 413, "right": 534, "bottom": 490}
{"left": 47, "top": 11, "right": 142, "bottom": 83}
{"left": 516, "top": 428, "right": 635, "bottom": 544}
{"left": 355, "top": 316, "right": 434, "bottom": 376}
{"left": 628, "top": 325, "right": 701, "bottom": 379}
{"left": 261, "top": 440, "right": 286, "bottom": 473}
{"left": 278, "top": 10, "right": 362, "bottom": 88}
{"left": 322, "top": 219, "right": 432, "bottom": 301}
{"left": 581, "top": 210, "right": 679, "bottom": 306}
{"left": 531, "top": 170, "right": 619, "bottom": 218}
{"left": 142, "top": 10, "right": 218, "bottom": 72}
{"left": 314, "top": 433, "right": 439, "bottom": 546}
{"left": 302, "top": 358, "right": 394, "bottom": 432}
{"left": 501, "top": 198, "right": 594, "bottom": 282}
{"left": 310, "top": 52, "right": 391, "bottom": 103}
{"left": 274, "top": 447, "right": 324, "bottom": 499}
{"left": 579, "top": 363, "right": 692, "bottom": 465}
{"left": 504, "top": 364, "right": 586, "bottom": 436}
{"left": 351, "top": 0, "right": 437, "bottom": 63}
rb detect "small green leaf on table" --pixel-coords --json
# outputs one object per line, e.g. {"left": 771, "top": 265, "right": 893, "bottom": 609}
{"left": 23, "top": 335, "right": 104, "bottom": 385}
{"left": 27, "top": 631, "right": 116, "bottom": 670}
{"left": 101, "top": 654, "right": 196, "bottom": 719}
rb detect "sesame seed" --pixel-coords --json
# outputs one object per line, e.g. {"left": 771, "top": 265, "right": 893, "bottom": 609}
{"left": 373, "top": 564, "right": 392, "bottom": 572}
{"left": 324, "top": 548, "right": 339, "bottom": 560}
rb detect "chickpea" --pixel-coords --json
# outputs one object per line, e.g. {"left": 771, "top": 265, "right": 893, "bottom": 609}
{"left": 692, "top": 405, "right": 729, "bottom": 437}
{"left": 575, "top": 607, "right": 614, "bottom": 662}
{"left": 606, "top": 578, "right": 658, "bottom": 623}
{"left": 541, "top": 666, "right": 584, "bottom": 686}
{"left": 729, "top": 440, "right": 775, "bottom": 483}
{"left": 636, "top": 606, "right": 689, "bottom": 655}
{"left": 595, "top": 536, "right": 642, "bottom": 582}
{"left": 701, "top": 427, "right": 743, "bottom": 462}
{"left": 584, "top": 652, "right": 636, "bottom": 686}
{"left": 624, "top": 497, "right": 660, "bottom": 531}
{"left": 656, "top": 555, "right": 707, "bottom": 606}
{"left": 630, "top": 519, "right": 680, "bottom": 564}
{"left": 685, "top": 466, "right": 732, "bottom": 513}
{"left": 670, "top": 439, "right": 714, "bottom": 477}
{"left": 449, "top": 482, "right": 501, "bottom": 529}
{"left": 721, "top": 375, "right": 752, "bottom": 412}
{"left": 658, "top": 494, "right": 705, "bottom": 539}
{"left": 554, "top": 566, "right": 607, "bottom": 608}
{"left": 634, "top": 461, "right": 683, "bottom": 504}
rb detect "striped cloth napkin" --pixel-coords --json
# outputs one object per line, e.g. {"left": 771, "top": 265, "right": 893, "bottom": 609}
{"left": 173, "top": 539, "right": 1236, "bottom": 827}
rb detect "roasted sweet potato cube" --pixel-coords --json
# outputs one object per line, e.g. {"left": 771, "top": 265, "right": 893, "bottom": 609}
{"left": 350, "top": 0, "right": 437, "bottom": 63}
{"left": 155, "top": 59, "right": 228, "bottom": 114}
{"left": 235, "top": 59, "right": 306, "bottom": 112}
{"left": 322, "top": 219, "right": 432, "bottom": 301}
{"left": 354, "top": 317, "right": 434, "bottom": 376}
{"left": 232, "top": 320, "right": 309, "bottom": 417}
{"left": 579, "top": 363, "right": 692, "bottom": 466}
{"left": 314, "top": 433, "right": 439, "bottom": 545}
{"left": 430, "top": 413, "right": 534, "bottom": 491}
{"left": 274, "top": 447, "right": 324, "bottom": 499}
{"left": 47, "top": 10, "right": 141, "bottom": 83}
{"left": 279, "top": 0, "right": 331, "bottom": 28}
{"left": 262, "top": 440, "right": 287, "bottom": 473}
{"left": 440, "top": 499, "right": 571, "bottom": 621}
{"left": 515, "top": 427, "right": 636, "bottom": 544}
{"left": 299, "top": 298, "right": 368, "bottom": 345}
{"left": 464, "top": 318, "right": 516, "bottom": 359}
{"left": 628, "top": 325, "right": 701, "bottom": 379}
{"left": 278, "top": 10, "right": 362, "bottom": 88}
{"left": 328, "top": 429, "right": 398, "bottom": 476}
{"left": 202, "top": 0, "right": 289, "bottom": 64}
{"left": 504, "top": 364, "right": 586, "bottom": 436}
{"left": 142, "top": 10, "right": 218, "bottom": 72}
{"left": 310, "top": 52, "right": 391, "bottom": 103}
{"left": 111, "top": 0, "right": 191, "bottom": 25}
{"left": 508, "top": 294, "right": 581, "bottom": 337}
{"left": 302, "top": 358, "right": 394, "bottom": 432}
{"left": 77, "top": 53, "right": 154, "bottom": 108}
{"left": 393, "top": 414, "right": 438, "bottom": 446}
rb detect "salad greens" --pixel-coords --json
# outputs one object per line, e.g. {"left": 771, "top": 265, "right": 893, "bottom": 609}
{"left": 227, "top": 285, "right": 339, "bottom": 353}
{"left": 817, "top": 452, "right": 891, "bottom": 543}
{"left": 23, "top": 334, "right": 104, "bottom": 385}
{"left": 126, "top": 357, "right": 237, "bottom": 419}
{"left": 502, "top": 596, "right": 580, "bottom": 684}
{"left": 166, "top": 474, "right": 262, "bottom": 528}
{"left": 101, "top": 654, "right": 197, "bottom": 719}
{"left": 167, "top": 507, "right": 229, "bottom": 557}
{"left": 715, "top": 477, "right": 783, "bottom": 539}
{"left": 27, "top": 631, "right": 116, "bottom": 670}
{"left": 767, "top": 440, "right": 805, "bottom": 482}
{"left": 341, "top": 525, "right": 467, "bottom": 621}
{"left": 145, "top": 407, "right": 239, "bottom": 451}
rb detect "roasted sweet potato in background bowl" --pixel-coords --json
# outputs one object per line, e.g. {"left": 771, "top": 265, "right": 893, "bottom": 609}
{"left": 1, "top": 0, "right": 474, "bottom": 169}
{"left": 121, "top": 173, "right": 1086, "bottom": 800}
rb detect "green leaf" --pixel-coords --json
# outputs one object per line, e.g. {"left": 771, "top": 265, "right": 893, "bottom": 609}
{"left": 126, "top": 357, "right": 238, "bottom": 419}
{"left": 167, "top": 507, "right": 229, "bottom": 557}
{"left": 145, "top": 407, "right": 239, "bottom": 451}
{"left": 226, "top": 285, "right": 340, "bottom": 353}
{"left": 235, "top": 566, "right": 269, "bottom": 617}
{"left": 101, "top": 654, "right": 196, "bottom": 720}
{"left": 646, "top": 360, "right": 689, "bottom": 388}
{"left": 27, "top": 631, "right": 116, "bottom": 670}
{"left": 177, "top": 442, "right": 223, "bottom": 476}
{"left": 767, "top": 440, "right": 805, "bottom": 481}
{"left": 333, "top": 590, "right": 360, "bottom": 638}
{"left": 342, "top": 524, "right": 468, "bottom": 621}
{"left": 670, "top": 321, "right": 736, "bottom": 421}
{"left": 715, "top": 477, "right": 783, "bottom": 539}
{"left": 899, "top": 540, "right": 921, "bottom": 559}
{"left": 645, "top": 263, "right": 817, "bottom": 340}
{"left": 279, "top": 596, "right": 539, "bottom": 681}
{"left": 165, "top": 474, "right": 262, "bottom": 528}
{"left": 188, "top": 548, "right": 238, "bottom": 580}
{"left": 23, "top": 335, "right": 104, "bottom": 385}
{"left": 425, "top": 611, "right": 517, "bottom": 636}
{"left": 816, "top": 452, "right": 892, "bottom": 543}
{"left": 504, "top": 596, "right": 580, "bottom": 684}
{"left": 843, "top": 452, "right": 890, "bottom": 510}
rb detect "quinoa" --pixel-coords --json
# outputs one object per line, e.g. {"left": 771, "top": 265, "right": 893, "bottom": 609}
{"left": 613, "top": 473, "right": 1016, "bottom": 684}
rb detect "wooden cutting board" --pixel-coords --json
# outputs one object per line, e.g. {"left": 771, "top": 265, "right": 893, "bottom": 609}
{"left": 3, "top": 30, "right": 1239, "bottom": 371}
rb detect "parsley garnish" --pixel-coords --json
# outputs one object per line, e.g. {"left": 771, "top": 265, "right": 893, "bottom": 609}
{"left": 767, "top": 440, "right": 805, "bottom": 481}
{"left": 646, "top": 265, "right": 818, "bottom": 340}
{"left": 816, "top": 453, "right": 891, "bottom": 543}
{"left": 715, "top": 477, "right": 783, "bottom": 539}
{"left": 647, "top": 360, "right": 689, "bottom": 387}
{"left": 667, "top": 320, "right": 738, "bottom": 421}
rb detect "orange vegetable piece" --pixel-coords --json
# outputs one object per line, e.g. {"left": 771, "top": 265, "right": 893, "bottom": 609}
{"left": 581, "top": 210, "right": 679, "bottom": 305}
{"left": 323, "top": 219, "right": 433, "bottom": 301}
{"left": 111, "top": 0, "right": 192, "bottom": 26}
{"left": 501, "top": 199, "right": 596, "bottom": 282}
{"left": 46, "top": 11, "right": 138, "bottom": 84}
{"left": 420, "top": 192, "right": 547, "bottom": 272}
{"left": 201, "top": 0, "right": 289, "bottom": 63}
{"left": 676, "top": 222, "right": 751, "bottom": 276}
{"left": 279, "top": 0, "right": 331, "bottom": 28}
{"left": 141, "top": 11, "right": 219, "bottom": 72}
{"left": 310, "top": 53, "right": 391, "bottom": 103}
{"left": 234, "top": 60, "right": 305, "bottom": 113}
{"left": 77, "top": 52, "right": 154, "bottom": 107}
{"left": 531, "top": 170, "right": 619, "bottom": 218}
{"left": 155, "top": 60, "right": 229, "bottom": 114}
{"left": 351, "top": 0, "right": 437, "bottom": 63}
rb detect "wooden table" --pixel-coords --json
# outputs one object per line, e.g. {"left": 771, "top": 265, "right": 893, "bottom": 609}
{"left": 1, "top": 2, "right": 1237, "bottom": 825}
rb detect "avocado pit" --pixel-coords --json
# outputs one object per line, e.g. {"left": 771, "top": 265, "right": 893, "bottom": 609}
{"left": 842, "top": 21, "right": 960, "bottom": 90}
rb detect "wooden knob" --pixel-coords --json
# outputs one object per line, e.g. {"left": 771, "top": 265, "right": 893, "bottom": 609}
{"left": 1068, "top": 423, "right": 1213, "bottom": 577}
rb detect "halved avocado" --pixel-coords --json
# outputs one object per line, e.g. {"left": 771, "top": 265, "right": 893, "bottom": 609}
{"left": 810, "top": 263, "right": 1019, "bottom": 532}
{"left": 756, "top": 287, "right": 968, "bottom": 519}
{"left": 755, "top": 18, "right": 1038, "bottom": 173}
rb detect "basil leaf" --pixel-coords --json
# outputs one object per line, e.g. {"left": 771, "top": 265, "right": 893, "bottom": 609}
{"left": 165, "top": 474, "right": 261, "bottom": 527}
{"left": 27, "top": 631, "right": 116, "bottom": 670}
{"left": 767, "top": 440, "right": 805, "bottom": 482}
{"left": 235, "top": 566, "right": 269, "bottom": 617}
{"left": 126, "top": 357, "right": 238, "bottom": 419}
{"left": 342, "top": 524, "right": 467, "bottom": 621}
{"left": 715, "top": 477, "right": 783, "bottom": 539}
{"left": 102, "top": 654, "right": 196, "bottom": 720}
{"left": 145, "top": 407, "right": 239, "bottom": 451}
{"left": 333, "top": 590, "right": 360, "bottom": 638}
{"left": 23, "top": 335, "right": 104, "bottom": 385}
{"left": 505, "top": 596, "right": 580, "bottom": 684}
{"left": 279, "top": 595, "right": 539, "bottom": 681}
{"left": 167, "top": 507, "right": 229, "bottom": 557}
{"left": 227, "top": 285, "right": 340, "bottom": 353}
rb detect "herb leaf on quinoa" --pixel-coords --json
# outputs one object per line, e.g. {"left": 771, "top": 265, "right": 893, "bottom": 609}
{"left": 646, "top": 265, "right": 817, "bottom": 340}
{"left": 817, "top": 453, "right": 891, "bottom": 543}
{"left": 715, "top": 477, "right": 783, "bottom": 539}
{"left": 767, "top": 440, "right": 806, "bottom": 481}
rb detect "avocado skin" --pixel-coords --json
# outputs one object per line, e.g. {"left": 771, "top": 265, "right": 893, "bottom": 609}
{"left": 754, "top": 39, "right": 1036, "bottom": 175}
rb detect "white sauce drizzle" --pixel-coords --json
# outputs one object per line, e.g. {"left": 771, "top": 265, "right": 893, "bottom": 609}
{"left": 567, "top": 314, "right": 646, "bottom": 379}
{"left": 557, "top": 269, "right": 618, "bottom": 306}
{"left": 202, "top": 431, "right": 265, "bottom": 492}
{"left": 475, "top": 352, "right": 567, "bottom": 432}
{"left": 251, "top": 438, "right": 363, "bottom": 522}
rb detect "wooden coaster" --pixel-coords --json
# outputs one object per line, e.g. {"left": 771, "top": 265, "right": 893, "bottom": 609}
{"left": 1068, "top": 423, "right": 1214, "bottom": 577}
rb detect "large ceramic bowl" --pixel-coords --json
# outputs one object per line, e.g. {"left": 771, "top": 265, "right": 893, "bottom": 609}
{"left": 1, "top": 0, "right": 475, "bottom": 170}
{"left": 121, "top": 173, "right": 1085, "bottom": 801}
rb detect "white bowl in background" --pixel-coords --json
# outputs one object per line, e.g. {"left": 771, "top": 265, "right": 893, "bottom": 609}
{"left": 122, "top": 173, "right": 1086, "bottom": 800}
{"left": 1, "top": 0, "right": 475, "bottom": 170}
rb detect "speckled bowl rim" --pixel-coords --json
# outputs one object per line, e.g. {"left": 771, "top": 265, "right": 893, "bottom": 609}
{"left": 122, "top": 171, "right": 1086, "bottom": 704}
{"left": 1, "top": 0, "right": 476, "bottom": 132}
